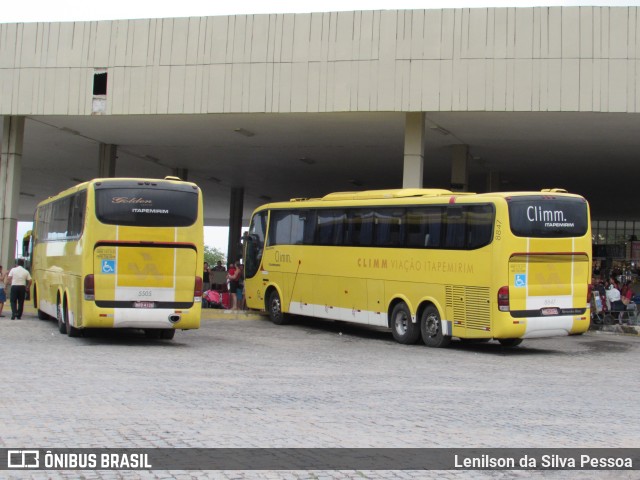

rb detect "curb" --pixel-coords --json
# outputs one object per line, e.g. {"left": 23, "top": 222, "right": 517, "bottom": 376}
{"left": 589, "top": 324, "right": 640, "bottom": 336}
{"left": 201, "top": 309, "right": 265, "bottom": 321}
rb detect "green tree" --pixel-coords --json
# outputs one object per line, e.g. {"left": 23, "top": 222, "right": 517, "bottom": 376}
{"left": 204, "top": 245, "right": 226, "bottom": 266}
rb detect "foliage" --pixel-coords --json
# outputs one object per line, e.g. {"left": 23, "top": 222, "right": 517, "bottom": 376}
{"left": 204, "top": 245, "right": 226, "bottom": 266}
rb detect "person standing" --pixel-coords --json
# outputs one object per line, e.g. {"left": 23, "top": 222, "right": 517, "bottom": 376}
{"left": 7, "top": 259, "right": 32, "bottom": 320}
{"left": 203, "top": 262, "right": 211, "bottom": 292}
{"left": 0, "top": 265, "right": 7, "bottom": 317}
{"left": 227, "top": 261, "right": 240, "bottom": 310}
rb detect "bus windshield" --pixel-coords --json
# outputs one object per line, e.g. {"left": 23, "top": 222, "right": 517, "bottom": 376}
{"left": 95, "top": 186, "right": 198, "bottom": 227}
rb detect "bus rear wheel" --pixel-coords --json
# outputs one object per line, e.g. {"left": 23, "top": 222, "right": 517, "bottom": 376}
{"left": 145, "top": 329, "right": 161, "bottom": 339}
{"left": 160, "top": 329, "right": 175, "bottom": 340}
{"left": 57, "top": 298, "right": 67, "bottom": 334}
{"left": 34, "top": 288, "right": 49, "bottom": 320}
{"left": 498, "top": 338, "right": 523, "bottom": 347}
{"left": 390, "top": 302, "right": 421, "bottom": 344}
{"left": 64, "top": 300, "right": 81, "bottom": 337}
{"left": 420, "top": 305, "right": 451, "bottom": 348}
{"left": 268, "top": 290, "right": 289, "bottom": 325}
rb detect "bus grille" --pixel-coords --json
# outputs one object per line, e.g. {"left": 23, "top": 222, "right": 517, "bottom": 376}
{"left": 446, "top": 285, "right": 491, "bottom": 331}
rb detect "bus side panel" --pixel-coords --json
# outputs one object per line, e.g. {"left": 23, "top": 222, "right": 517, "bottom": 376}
{"left": 366, "top": 279, "right": 385, "bottom": 326}
{"left": 34, "top": 241, "right": 80, "bottom": 320}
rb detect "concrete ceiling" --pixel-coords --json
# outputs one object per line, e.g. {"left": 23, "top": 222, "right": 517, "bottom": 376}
{"left": 3, "top": 111, "right": 637, "bottom": 225}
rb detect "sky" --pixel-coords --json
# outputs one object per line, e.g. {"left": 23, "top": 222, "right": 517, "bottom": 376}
{"left": 8, "top": 0, "right": 640, "bottom": 256}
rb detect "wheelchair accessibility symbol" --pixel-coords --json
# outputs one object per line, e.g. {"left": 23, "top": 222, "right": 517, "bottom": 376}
{"left": 514, "top": 274, "right": 527, "bottom": 288}
{"left": 102, "top": 260, "right": 116, "bottom": 274}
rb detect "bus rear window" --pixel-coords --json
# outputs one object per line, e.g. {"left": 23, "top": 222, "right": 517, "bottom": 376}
{"left": 508, "top": 196, "right": 588, "bottom": 237}
{"left": 95, "top": 187, "right": 198, "bottom": 227}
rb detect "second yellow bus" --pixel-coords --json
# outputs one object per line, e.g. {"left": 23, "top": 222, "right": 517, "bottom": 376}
{"left": 243, "top": 188, "right": 592, "bottom": 347}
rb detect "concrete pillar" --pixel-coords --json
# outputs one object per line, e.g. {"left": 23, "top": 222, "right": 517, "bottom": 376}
{"left": 173, "top": 168, "right": 188, "bottom": 181}
{"left": 486, "top": 171, "right": 501, "bottom": 192}
{"left": 451, "top": 145, "right": 469, "bottom": 192}
{"left": 0, "top": 116, "right": 25, "bottom": 269}
{"left": 98, "top": 143, "right": 117, "bottom": 177}
{"left": 227, "top": 187, "right": 244, "bottom": 265}
{"left": 402, "top": 113, "right": 425, "bottom": 188}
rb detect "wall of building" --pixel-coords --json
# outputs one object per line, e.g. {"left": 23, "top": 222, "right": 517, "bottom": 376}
{"left": 1, "top": 7, "right": 640, "bottom": 116}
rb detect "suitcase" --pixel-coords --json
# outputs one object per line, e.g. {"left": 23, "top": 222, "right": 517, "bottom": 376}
{"left": 203, "top": 289, "right": 231, "bottom": 309}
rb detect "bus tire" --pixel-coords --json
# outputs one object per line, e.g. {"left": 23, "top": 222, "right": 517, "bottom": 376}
{"left": 33, "top": 288, "right": 48, "bottom": 319}
{"left": 498, "top": 338, "right": 522, "bottom": 347}
{"left": 57, "top": 298, "right": 67, "bottom": 334}
{"left": 420, "top": 305, "right": 451, "bottom": 348}
{"left": 390, "top": 302, "right": 421, "bottom": 344}
{"left": 268, "top": 290, "right": 289, "bottom": 325}
{"left": 64, "top": 301, "right": 81, "bottom": 337}
{"left": 160, "top": 329, "right": 176, "bottom": 340}
{"left": 145, "top": 329, "right": 161, "bottom": 339}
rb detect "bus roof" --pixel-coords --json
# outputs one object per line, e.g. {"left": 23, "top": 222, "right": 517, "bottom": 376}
{"left": 254, "top": 188, "right": 586, "bottom": 210}
{"left": 37, "top": 176, "right": 200, "bottom": 207}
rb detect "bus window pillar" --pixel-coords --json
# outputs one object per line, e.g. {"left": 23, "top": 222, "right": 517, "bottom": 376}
{"left": 402, "top": 112, "right": 425, "bottom": 188}
{"left": 0, "top": 115, "right": 25, "bottom": 270}
{"left": 98, "top": 143, "right": 117, "bottom": 177}
{"left": 227, "top": 186, "right": 244, "bottom": 264}
{"left": 451, "top": 144, "right": 469, "bottom": 192}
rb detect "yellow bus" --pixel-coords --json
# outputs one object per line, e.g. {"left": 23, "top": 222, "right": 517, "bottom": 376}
{"left": 243, "top": 188, "right": 591, "bottom": 347}
{"left": 30, "top": 177, "right": 204, "bottom": 339}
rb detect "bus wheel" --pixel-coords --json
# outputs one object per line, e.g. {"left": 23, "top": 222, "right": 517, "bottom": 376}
{"left": 420, "top": 305, "right": 451, "bottom": 348}
{"left": 64, "top": 303, "right": 81, "bottom": 337}
{"left": 390, "top": 302, "right": 421, "bottom": 344}
{"left": 160, "top": 329, "right": 175, "bottom": 340}
{"left": 57, "top": 299, "right": 67, "bottom": 334}
{"left": 268, "top": 290, "right": 288, "bottom": 325}
{"left": 498, "top": 338, "right": 522, "bottom": 347}
{"left": 145, "top": 329, "right": 161, "bottom": 339}
{"left": 34, "top": 288, "right": 48, "bottom": 320}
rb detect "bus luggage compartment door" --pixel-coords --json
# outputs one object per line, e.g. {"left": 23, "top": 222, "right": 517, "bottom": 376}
{"left": 93, "top": 244, "right": 197, "bottom": 327}
{"left": 508, "top": 253, "right": 589, "bottom": 337}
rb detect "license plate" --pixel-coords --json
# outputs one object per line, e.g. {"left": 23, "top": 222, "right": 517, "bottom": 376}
{"left": 134, "top": 301, "right": 155, "bottom": 309}
{"left": 541, "top": 307, "right": 559, "bottom": 316}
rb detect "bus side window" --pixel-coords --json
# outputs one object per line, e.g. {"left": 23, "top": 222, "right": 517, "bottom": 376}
{"left": 444, "top": 207, "right": 465, "bottom": 249}
{"left": 302, "top": 211, "right": 316, "bottom": 245}
{"left": 316, "top": 210, "right": 344, "bottom": 246}
{"left": 68, "top": 191, "right": 87, "bottom": 238}
{"left": 345, "top": 209, "right": 373, "bottom": 246}
{"left": 406, "top": 208, "right": 428, "bottom": 248}
{"left": 426, "top": 208, "right": 443, "bottom": 247}
{"left": 466, "top": 205, "right": 494, "bottom": 249}
{"left": 374, "top": 209, "right": 404, "bottom": 246}
{"left": 269, "top": 210, "right": 293, "bottom": 246}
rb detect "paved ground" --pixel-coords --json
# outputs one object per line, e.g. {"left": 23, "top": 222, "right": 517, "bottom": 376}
{"left": 1, "top": 306, "right": 639, "bottom": 480}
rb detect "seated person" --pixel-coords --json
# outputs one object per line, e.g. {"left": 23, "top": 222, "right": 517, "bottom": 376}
{"left": 605, "top": 281, "right": 625, "bottom": 312}
{"left": 620, "top": 281, "right": 634, "bottom": 306}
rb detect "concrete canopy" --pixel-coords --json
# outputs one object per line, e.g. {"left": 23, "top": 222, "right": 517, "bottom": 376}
{"left": 2, "top": 110, "right": 636, "bottom": 225}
